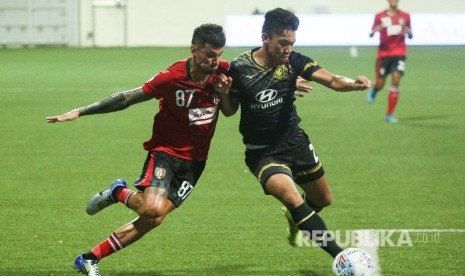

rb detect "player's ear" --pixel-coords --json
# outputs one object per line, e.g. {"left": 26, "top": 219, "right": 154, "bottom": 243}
{"left": 190, "top": 45, "right": 196, "bottom": 56}
{"left": 261, "top": 33, "right": 269, "bottom": 43}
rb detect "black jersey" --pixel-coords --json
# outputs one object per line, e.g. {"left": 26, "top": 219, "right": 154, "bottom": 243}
{"left": 229, "top": 48, "right": 321, "bottom": 145}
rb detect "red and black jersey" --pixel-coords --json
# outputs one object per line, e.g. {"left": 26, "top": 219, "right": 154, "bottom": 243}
{"left": 142, "top": 58, "right": 229, "bottom": 161}
{"left": 372, "top": 10, "right": 411, "bottom": 58}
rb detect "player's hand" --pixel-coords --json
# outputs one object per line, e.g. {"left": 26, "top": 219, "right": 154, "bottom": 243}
{"left": 353, "top": 76, "right": 371, "bottom": 91}
{"left": 369, "top": 32, "right": 374, "bottom": 38}
{"left": 214, "top": 74, "right": 233, "bottom": 97}
{"left": 295, "top": 76, "right": 313, "bottom": 97}
{"left": 402, "top": 26, "right": 413, "bottom": 39}
{"left": 46, "top": 109, "right": 80, "bottom": 123}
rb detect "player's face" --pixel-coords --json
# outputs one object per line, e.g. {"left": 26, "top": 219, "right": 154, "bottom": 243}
{"left": 192, "top": 43, "right": 224, "bottom": 74}
{"left": 387, "top": 0, "right": 399, "bottom": 8}
{"left": 263, "top": 29, "right": 296, "bottom": 65}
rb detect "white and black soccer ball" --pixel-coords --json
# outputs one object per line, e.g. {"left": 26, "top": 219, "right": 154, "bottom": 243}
{"left": 332, "top": 248, "right": 375, "bottom": 276}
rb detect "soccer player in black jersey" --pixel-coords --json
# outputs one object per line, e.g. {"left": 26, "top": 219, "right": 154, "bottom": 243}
{"left": 217, "top": 8, "right": 371, "bottom": 260}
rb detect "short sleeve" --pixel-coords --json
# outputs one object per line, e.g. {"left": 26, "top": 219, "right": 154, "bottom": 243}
{"left": 142, "top": 70, "right": 172, "bottom": 99}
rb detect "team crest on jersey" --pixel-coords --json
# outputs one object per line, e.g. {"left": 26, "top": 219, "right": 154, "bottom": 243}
{"left": 154, "top": 167, "right": 166, "bottom": 179}
{"left": 273, "top": 65, "right": 286, "bottom": 79}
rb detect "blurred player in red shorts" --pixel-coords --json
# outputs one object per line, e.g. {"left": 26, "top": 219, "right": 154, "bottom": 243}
{"left": 367, "top": 0, "right": 412, "bottom": 123}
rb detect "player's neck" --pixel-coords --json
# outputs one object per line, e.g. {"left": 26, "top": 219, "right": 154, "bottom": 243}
{"left": 190, "top": 71, "right": 210, "bottom": 85}
{"left": 189, "top": 59, "right": 210, "bottom": 85}
{"left": 387, "top": 6, "right": 399, "bottom": 16}
{"left": 253, "top": 48, "right": 280, "bottom": 68}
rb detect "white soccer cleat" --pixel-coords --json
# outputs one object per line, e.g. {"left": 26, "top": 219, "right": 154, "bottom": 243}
{"left": 86, "top": 179, "right": 127, "bottom": 215}
{"left": 385, "top": 114, "right": 398, "bottom": 124}
{"left": 74, "top": 254, "right": 100, "bottom": 276}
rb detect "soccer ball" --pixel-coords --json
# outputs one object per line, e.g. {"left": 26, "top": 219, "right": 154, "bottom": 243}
{"left": 332, "top": 248, "right": 375, "bottom": 276}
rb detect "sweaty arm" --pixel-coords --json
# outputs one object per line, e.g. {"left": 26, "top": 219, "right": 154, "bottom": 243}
{"left": 214, "top": 73, "right": 239, "bottom": 117}
{"left": 311, "top": 68, "right": 371, "bottom": 92}
{"left": 220, "top": 92, "right": 239, "bottom": 117}
{"left": 46, "top": 87, "right": 151, "bottom": 123}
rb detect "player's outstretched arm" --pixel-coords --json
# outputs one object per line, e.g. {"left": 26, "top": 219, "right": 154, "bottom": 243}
{"left": 312, "top": 68, "right": 371, "bottom": 92}
{"left": 46, "top": 87, "right": 151, "bottom": 123}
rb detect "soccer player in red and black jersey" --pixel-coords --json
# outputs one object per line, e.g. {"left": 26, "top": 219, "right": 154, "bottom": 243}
{"left": 367, "top": 0, "right": 412, "bottom": 123}
{"left": 46, "top": 24, "right": 231, "bottom": 276}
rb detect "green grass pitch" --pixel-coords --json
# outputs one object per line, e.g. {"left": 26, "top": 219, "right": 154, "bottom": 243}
{"left": 0, "top": 45, "right": 464, "bottom": 275}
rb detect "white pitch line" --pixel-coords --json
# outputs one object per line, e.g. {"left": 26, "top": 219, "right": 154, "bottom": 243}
{"left": 354, "top": 229, "right": 465, "bottom": 276}
{"left": 376, "top": 229, "right": 465, "bottom": 233}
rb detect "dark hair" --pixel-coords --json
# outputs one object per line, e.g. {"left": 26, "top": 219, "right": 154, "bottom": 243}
{"left": 191, "top": 23, "right": 226, "bottom": 49}
{"left": 262, "top": 8, "right": 299, "bottom": 35}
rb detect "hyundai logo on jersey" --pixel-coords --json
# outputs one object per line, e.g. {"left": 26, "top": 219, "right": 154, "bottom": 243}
{"left": 251, "top": 89, "right": 283, "bottom": 110}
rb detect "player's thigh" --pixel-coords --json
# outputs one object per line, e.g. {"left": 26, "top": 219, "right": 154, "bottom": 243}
{"left": 167, "top": 160, "right": 206, "bottom": 207}
{"left": 291, "top": 136, "right": 331, "bottom": 206}
{"left": 265, "top": 173, "right": 304, "bottom": 209}
{"left": 141, "top": 186, "right": 177, "bottom": 215}
{"left": 388, "top": 56, "right": 405, "bottom": 85}
{"left": 134, "top": 151, "right": 205, "bottom": 208}
{"left": 134, "top": 151, "right": 175, "bottom": 191}
{"left": 292, "top": 136, "right": 325, "bottom": 186}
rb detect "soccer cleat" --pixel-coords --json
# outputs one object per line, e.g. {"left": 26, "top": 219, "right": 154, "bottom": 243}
{"left": 86, "top": 179, "right": 127, "bottom": 215}
{"left": 282, "top": 206, "right": 302, "bottom": 247}
{"left": 385, "top": 114, "right": 398, "bottom": 124}
{"left": 74, "top": 254, "right": 100, "bottom": 276}
{"left": 366, "top": 89, "right": 377, "bottom": 104}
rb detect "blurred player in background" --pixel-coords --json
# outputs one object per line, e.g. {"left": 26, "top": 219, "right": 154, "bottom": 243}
{"left": 367, "top": 0, "right": 412, "bottom": 123}
{"left": 47, "top": 23, "right": 231, "bottom": 276}
{"left": 218, "top": 8, "right": 371, "bottom": 261}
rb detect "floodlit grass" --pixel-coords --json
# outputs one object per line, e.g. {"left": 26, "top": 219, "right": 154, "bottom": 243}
{"left": 0, "top": 46, "right": 464, "bottom": 275}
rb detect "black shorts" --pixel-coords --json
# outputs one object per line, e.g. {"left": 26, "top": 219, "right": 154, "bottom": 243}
{"left": 134, "top": 151, "right": 206, "bottom": 207}
{"left": 376, "top": 56, "right": 406, "bottom": 78}
{"left": 245, "top": 128, "right": 325, "bottom": 193}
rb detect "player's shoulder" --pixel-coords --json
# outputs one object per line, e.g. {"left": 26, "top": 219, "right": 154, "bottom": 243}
{"left": 162, "top": 58, "right": 189, "bottom": 78}
{"left": 398, "top": 10, "right": 411, "bottom": 17}
{"left": 375, "top": 10, "right": 387, "bottom": 17}
{"left": 290, "top": 51, "right": 318, "bottom": 66}
{"left": 167, "top": 58, "right": 189, "bottom": 72}
{"left": 231, "top": 49, "right": 253, "bottom": 64}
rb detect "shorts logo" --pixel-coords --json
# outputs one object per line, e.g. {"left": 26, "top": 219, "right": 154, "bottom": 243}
{"left": 154, "top": 167, "right": 166, "bottom": 179}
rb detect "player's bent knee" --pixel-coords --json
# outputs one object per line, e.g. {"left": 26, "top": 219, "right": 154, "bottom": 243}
{"left": 140, "top": 210, "right": 166, "bottom": 227}
{"left": 318, "top": 192, "right": 333, "bottom": 207}
{"left": 139, "top": 204, "right": 168, "bottom": 226}
{"left": 321, "top": 194, "right": 333, "bottom": 207}
{"left": 278, "top": 193, "right": 306, "bottom": 209}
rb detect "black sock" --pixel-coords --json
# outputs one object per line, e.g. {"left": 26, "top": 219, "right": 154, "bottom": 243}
{"left": 82, "top": 251, "right": 99, "bottom": 261}
{"left": 290, "top": 203, "right": 342, "bottom": 258}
